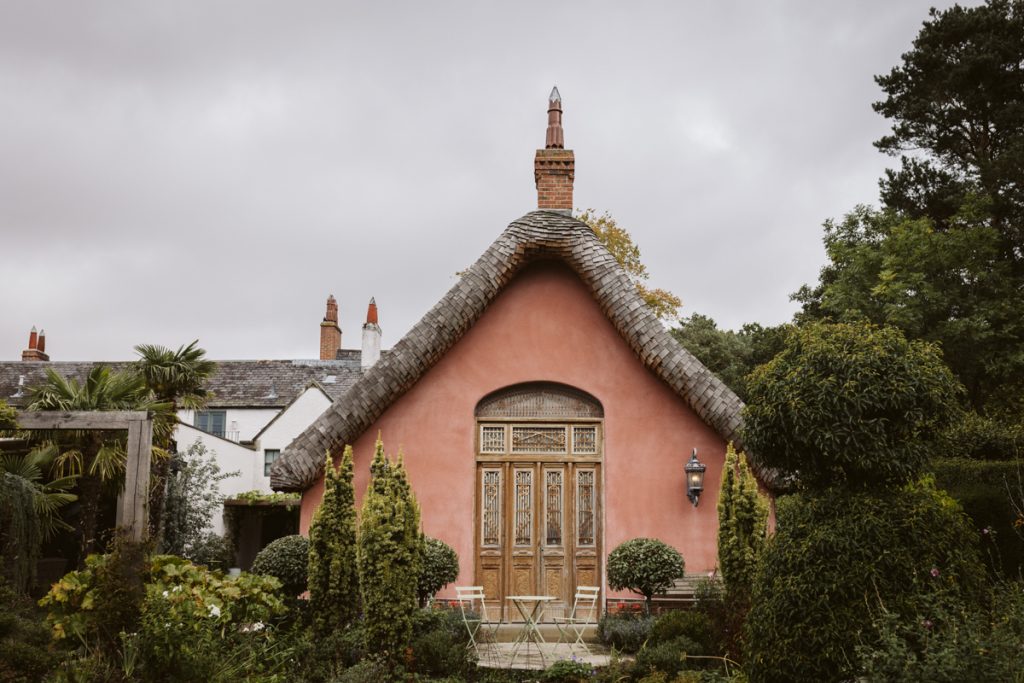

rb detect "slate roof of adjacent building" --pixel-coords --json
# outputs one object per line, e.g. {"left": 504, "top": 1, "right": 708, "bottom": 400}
{"left": 0, "top": 350, "right": 367, "bottom": 409}
{"left": 272, "top": 210, "right": 773, "bottom": 492}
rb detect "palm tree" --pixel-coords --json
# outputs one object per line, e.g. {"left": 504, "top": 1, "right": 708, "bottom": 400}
{"left": 28, "top": 365, "right": 149, "bottom": 563}
{"left": 134, "top": 340, "right": 216, "bottom": 539}
{"left": 0, "top": 443, "right": 78, "bottom": 541}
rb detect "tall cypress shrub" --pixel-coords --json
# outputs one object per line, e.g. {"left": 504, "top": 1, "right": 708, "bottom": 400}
{"left": 357, "top": 439, "right": 423, "bottom": 657}
{"left": 308, "top": 447, "right": 359, "bottom": 636}
{"left": 716, "top": 443, "right": 767, "bottom": 596}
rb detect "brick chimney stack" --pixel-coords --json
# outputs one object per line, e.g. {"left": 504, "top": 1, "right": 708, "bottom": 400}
{"left": 361, "top": 297, "right": 381, "bottom": 370}
{"left": 534, "top": 86, "right": 574, "bottom": 214}
{"left": 22, "top": 326, "right": 49, "bottom": 361}
{"left": 320, "top": 295, "right": 342, "bottom": 361}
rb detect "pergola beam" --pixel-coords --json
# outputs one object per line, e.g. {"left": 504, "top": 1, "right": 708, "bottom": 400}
{"left": 13, "top": 410, "right": 154, "bottom": 542}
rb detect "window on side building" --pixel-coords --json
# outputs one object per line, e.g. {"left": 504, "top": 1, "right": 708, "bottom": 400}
{"left": 264, "top": 449, "right": 280, "bottom": 477}
{"left": 194, "top": 410, "right": 226, "bottom": 438}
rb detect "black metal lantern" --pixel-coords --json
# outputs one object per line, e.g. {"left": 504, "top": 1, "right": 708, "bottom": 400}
{"left": 685, "top": 449, "right": 706, "bottom": 507}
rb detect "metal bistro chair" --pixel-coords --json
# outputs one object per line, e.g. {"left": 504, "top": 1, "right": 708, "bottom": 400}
{"left": 553, "top": 586, "right": 600, "bottom": 655}
{"left": 456, "top": 586, "right": 501, "bottom": 664}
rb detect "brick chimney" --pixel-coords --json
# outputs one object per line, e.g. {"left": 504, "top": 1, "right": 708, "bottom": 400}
{"left": 361, "top": 298, "right": 381, "bottom": 370}
{"left": 22, "top": 326, "right": 49, "bottom": 361}
{"left": 320, "top": 295, "right": 342, "bottom": 360}
{"left": 534, "top": 86, "right": 574, "bottom": 214}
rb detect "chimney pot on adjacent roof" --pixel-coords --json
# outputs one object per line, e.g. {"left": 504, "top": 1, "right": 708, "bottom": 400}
{"left": 22, "top": 325, "right": 49, "bottom": 362}
{"left": 535, "top": 86, "right": 574, "bottom": 214}
{"left": 320, "top": 295, "right": 342, "bottom": 361}
{"left": 361, "top": 297, "right": 382, "bottom": 370}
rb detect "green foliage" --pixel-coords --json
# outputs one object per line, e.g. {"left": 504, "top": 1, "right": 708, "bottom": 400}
{"left": 744, "top": 478, "right": 987, "bottom": 683}
{"left": 408, "top": 608, "right": 472, "bottom": 678}
{"left": 669, "top": 315, "right": 790, "bottom": 401}
{"left": 186, "top": 532, "right": 235, "bottom": 571}
{"left": 541, "top": 657, "right": 596, "bottom": 682}
{"left": 160, "top": 439, "right": 236, "bottom": 561}
{"left": 0, "top": 472, "right": 42, "bottom": 593}
{"left": 0, "top": 399, "right": 16, "bottom": 429}
{"left": 308, "top": 447, "right": 360, "bottom": 638}
{"left": 0, "top": 443, "right": 77, "bottom": 542}
{"left": 251, "top": 534, "right": 309, "bottom": 597}
{"left": 856, "top": 580, "right": 1024, "bottom": 682}
{"left": 577, "top": 209, "right": 682, "bottom": 321}
{"left": 931, "top": 457, "right": 1024, "bottom": 577}
{"left": 793, "top": 206, "right": 1024, "bottom": 414}
{"left": 229, "top": 490, "right": 301, "bottom": 506}
{"left": 607, "top": 538, "right": 685, "bottom": 614}
{"left": 41, "top": 552, "right": 287, "bottom": 681}
{"left": 357, "top": 438, "right": 424, "bottom": 658}
{"left": 743, "top": 321, "right": 962, "bottom": 490}
{"left": 0, "top": 576, "right": 57, "bottom": 683}
{"left": 598, "top": 611, "right": 654, "bottom": 653}
{"left": 418, "top": 536, "right": 459, "bottom": 607}
{"left": 650, "top": 611, "right": 714, "bottom": 653}
{"left": 941, "top": 411, "right": 1023, "bottom": 460}
{"left": 716, "top": 445, "right": 766, "bottom": 598}
{"left": 635, "top": 636, "right": 704, "bottom": 679}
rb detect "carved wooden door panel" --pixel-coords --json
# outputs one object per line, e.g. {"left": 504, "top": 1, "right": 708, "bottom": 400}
{"left": 573, "top": 465, "right": 601, "bottom": 594}
{"left": 509, "top": 465, "right": 537, "bottom": 616}
{"left": 540, "top": 465, "right": 569, "bottom": 618}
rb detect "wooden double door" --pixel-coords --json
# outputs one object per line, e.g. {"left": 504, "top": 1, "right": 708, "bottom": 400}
{"left": 475, "top": 460, "right": 601, "bottom": 621}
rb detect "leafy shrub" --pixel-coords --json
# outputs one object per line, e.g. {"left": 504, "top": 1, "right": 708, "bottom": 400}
{"left": 408, "top": 608, "right": 470, "bottom": 677}
{"left": 650, "top": 610, "right": 713, "bottom": 652}
{"left": 743, "top": 321, "right": 962, "bottom": 489}
{"left": 745, "top": 478, "right": 987, "bottom": 683}
{"left": 541, "top": 657, "right": 595, "bottom": 682}
{"left": 598, "top": 612, "right": 654, "bottom": 653}
{"left": 634, "top": 636, "right": 703, "bottom": 678}
{"left": 251, "top": 533, "right": 309, "bottom": 597}
{"left": 0, "top": 577, "right": 56, "bottom": 683}
{"left": 941, "top": 411, "right": 1023, "bottom": 460}
{"left": 857, "top": 581, "right": 1024, "bottom": 682}
{"left": 931, "top": 457, "right": 1024, "bottom": 577}
{"left": 187, "top": 532, "right": 235, "bottom": 570}
{"left": 607, "top": 538, "right": 685, "bottom": 614}
{"left": 337, "top": 656, "right": 393, "bottom": 683}
{"left": 418, "top": 537, "right": 459, "bottom": 606}
{"left": 160, "top": 440, "right": 237, "bottom": 561}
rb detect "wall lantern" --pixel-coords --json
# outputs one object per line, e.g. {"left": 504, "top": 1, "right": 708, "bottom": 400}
{"left": 685, "top": 449, "right": 706, "bottom": 507}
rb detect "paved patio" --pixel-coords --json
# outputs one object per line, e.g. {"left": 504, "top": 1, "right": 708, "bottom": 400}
{"left": 476, "top": 641, "right": 616, "bottom": 670}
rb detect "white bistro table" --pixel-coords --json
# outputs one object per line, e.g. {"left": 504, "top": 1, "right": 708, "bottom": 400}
{"left": 507, "top": 595, "right": 555, "bottom": 666}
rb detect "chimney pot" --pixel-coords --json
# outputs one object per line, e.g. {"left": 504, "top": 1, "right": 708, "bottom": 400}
{"left": 320, "top": 295, "right": 342, "bottom": 360}
{"left": 535, "top": 86, "right": 574, "bottom": 213}
{"left": 361, "top": 297, "right": 382, "bottom": 370}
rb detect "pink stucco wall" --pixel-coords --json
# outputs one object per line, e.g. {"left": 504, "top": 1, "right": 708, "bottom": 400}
{"left": 299, "top": 261, "right": 727, "bottom": 599}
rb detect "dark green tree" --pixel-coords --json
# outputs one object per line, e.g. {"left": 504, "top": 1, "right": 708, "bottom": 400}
{"left": 308, "top": 446, "right": 359, "bottom": 636}
{"left": 417, "top": 537, "right": 459, "bottom": 607}
{"left": 357, "top": 438, "right": 423, "bottom": 658}
{"left": 744, "top": 322, "right": 962, "bottom": 490}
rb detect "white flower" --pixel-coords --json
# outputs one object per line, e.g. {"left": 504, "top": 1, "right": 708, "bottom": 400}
{"left": 172, "top": 585, "right": 182, "bottom": 593}
{"left": 208, "top": 604, "right": 221, "bottom": 618}
{"left": 162, "top": 591, "right": 169, "bottom": 598}
{"left": 251, "top": 621, "right": 265, "bottom": 632}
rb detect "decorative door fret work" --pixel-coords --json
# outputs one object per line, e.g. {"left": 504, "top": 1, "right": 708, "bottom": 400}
{"left": 514, "top": 470, "right": 533, "bottom": 546}
{"left": 481, "top": 469, "right": 501, "bottom": 547}
{"left": 545, "top": 470, "right": 563, "bottom": 546}
{"left": 577, "top": 470, "right": 595, "bottom": 546}
{"left": 480, "top": 426, "right": 506, "bottom": 453}
{"left": 512, "top": 426, "right": 567, "bottom": 453}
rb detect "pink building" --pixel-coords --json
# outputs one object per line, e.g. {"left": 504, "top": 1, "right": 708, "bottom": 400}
{"left": 272, "top": 89, "right": 762, "bottom": 616}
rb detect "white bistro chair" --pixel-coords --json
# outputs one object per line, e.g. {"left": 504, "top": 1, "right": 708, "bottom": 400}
{"left": 455, "top": 586, "right": 502, "bottom": 664}
{"left": 553, "top": 586, "right": 600, "bottom": 655}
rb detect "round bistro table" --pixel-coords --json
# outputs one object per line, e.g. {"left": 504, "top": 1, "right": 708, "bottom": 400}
{"left": 506, "top": 595, "right": 555, "bottom": 667}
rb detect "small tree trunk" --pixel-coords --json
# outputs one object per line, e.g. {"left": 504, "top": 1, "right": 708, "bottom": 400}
{"left": 147, "top": 456, "right": 170, "bottom": 541}
{"left": 77, "top": 468, "right": 102, "bottom": 567}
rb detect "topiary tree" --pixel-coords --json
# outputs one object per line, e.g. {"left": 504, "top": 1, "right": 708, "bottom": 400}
{"left": 716, "top": 443, "right": 767, "bottom": 598}
{"left": 358, "top": 438, "right": 423, "bottom": 658}
{"left": 743, "top": 321, "right": 962, "bottom": 490}
{"left": 607, "top": 538, "right": 684, "bottom": 615}
{"left": 418, "top": 537, "right": 459, "bottom": 607}
{"left": 308, "top": 446, "right": 360, "bottom": 637}
{"left": 251, "top": 534, "right": 309, "bottom": 598}
{"left": 745, "top": 478, "right": 986, "bottom": 683}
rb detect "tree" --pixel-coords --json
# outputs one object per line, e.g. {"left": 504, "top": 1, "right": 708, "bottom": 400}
{"left": 251, "top": 534, "right": 310, "bottom": 598}
{"left": 794, "top": 205, "right": 1024, "bottom": 414}
{"left": 160, "top": 439, "right": 235, "bottom": 561}
{"left": 28, "top": 366, "right": 150, "bottom": 564}
{"left": 417, "top": 537, "right": 459, "bottom": 607}
{"left": 716, "top": 444, "right": 767, "bottom": 597}
{"left": 670, "top": 315, "right": 791, "bottom": 401}
{"left": 308, "top": 446, "right": 359, "bottom": 637}
{"left": 135, "top": 340, "right": 216, "bottom": 538}
{"left": 357, "top": 438, "right": 423, "bottom": 658}
{"left": 873, "top": 0, "right": 1024, "bottom": 241}
{"left": 606, "top": 538, "right": 685, "bottom": 615}
{"left": 743, "top": 322, "right": 963, "bottom": 490}
{"left": 577, "top": 209, "right": 682, "bottom": 321}
{"left": 0, "top": 443, "right": 77, "bottom": 542}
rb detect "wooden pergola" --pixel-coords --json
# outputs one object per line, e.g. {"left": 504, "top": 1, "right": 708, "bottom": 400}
{"left": 14, "top": 410, "right": 153, "bottom": 541}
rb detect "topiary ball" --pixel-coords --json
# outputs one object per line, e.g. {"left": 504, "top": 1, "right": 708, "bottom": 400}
{"left": 417, "top": 537, "right": 459, "bottom": 606}
{"left": 250, "top": 534, "right": 309, "bottom": 597}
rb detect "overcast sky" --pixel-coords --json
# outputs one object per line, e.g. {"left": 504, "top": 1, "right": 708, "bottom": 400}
{"left": 0, "top": 2, "right": 973, "bottom": 362}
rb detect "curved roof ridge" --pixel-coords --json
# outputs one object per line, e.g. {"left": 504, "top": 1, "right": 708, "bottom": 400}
{"left": 271, "top": 210, "right": 760, "bottom": 492}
